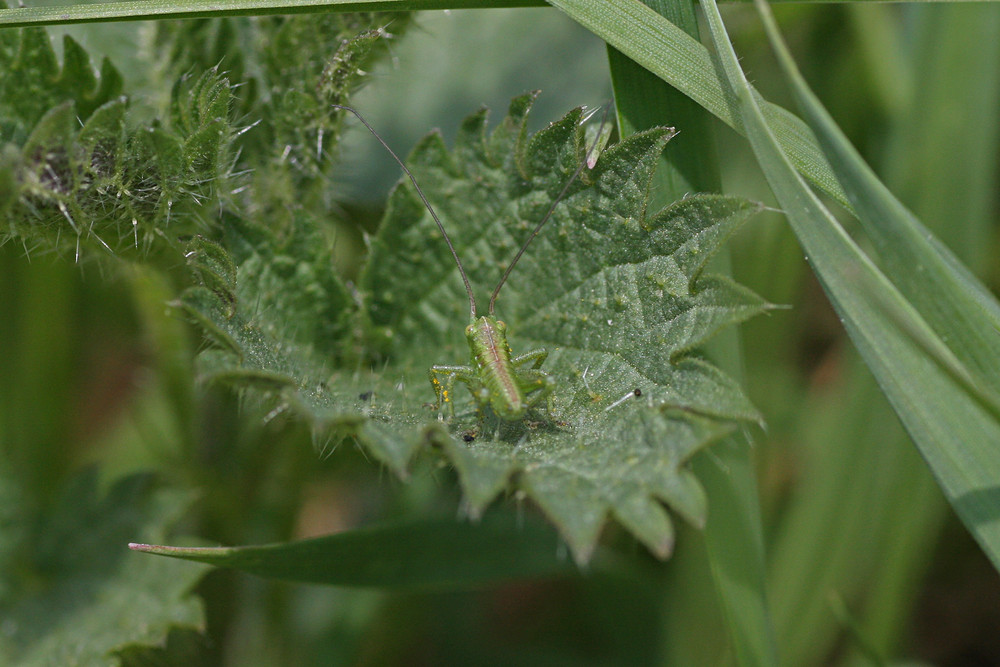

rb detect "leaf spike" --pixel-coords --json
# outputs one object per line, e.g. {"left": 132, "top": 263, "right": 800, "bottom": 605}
{"left": 331, "top": 104, "right": 478, "bottom": 321}
{"left": 488, "top": 101, "right": 613, "bottom": 316}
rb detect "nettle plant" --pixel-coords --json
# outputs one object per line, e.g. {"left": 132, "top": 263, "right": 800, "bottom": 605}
{"left": 173, "top": 88, "right": 769, "bottom": 561}
{"left": 2, "top": 13, "right": 769, "bottom": 638}
{"left": 4, "top": 15, "right": 765, "bottom": 512}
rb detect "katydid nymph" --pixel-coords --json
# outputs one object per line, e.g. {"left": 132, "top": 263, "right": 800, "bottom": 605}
{"left": 333, "top": 103, "right": 608, "bottom": 422}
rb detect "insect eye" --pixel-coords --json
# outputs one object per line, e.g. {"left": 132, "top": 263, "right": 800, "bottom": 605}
{"left": 496, "top": 320, "right": 506, "bottom": 330}
{"left": 465, "top": 324, "right": 474, "bottom": 335}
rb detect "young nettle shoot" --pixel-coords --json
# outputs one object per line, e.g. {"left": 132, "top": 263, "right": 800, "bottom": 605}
{"left": 333, "top": 103, "right": 608, "bottom": 422}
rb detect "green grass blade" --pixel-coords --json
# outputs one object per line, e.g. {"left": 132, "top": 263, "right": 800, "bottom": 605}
{"left": 0, "top": 0, "right": 543, "bottom": 28}
{"left": 757, "top": 1, "right": 1000, "bottom": 389}
{"left": 547, "top": 0, "right": 849, "bottom": 210}
{"left": 130, "top": 512, "right": 590, "bottom": 588}
{"left": 693, "top": 442, "right": 780, "bottom": 667}
{"left": 701, "top": 0, "right": 1000, "bottom": 572}
{"left": 879, "top": 5, "right": 1000, "bottom": 274}
{"left": 752, "top": 0, "right": 1000, "bottom": 569}
{"left": 606, "top": 0, "right": 720, "bottom": 201}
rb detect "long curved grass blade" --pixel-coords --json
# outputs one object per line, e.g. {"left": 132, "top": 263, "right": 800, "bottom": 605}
{"left": 751, "top": 0, "right": 1000, "bottom": 571}
{"left": 547, "top": 0, "right": 849, "bottom": 210}
{"left": 0, "top": 0, "right": 543, "bottom": 28}
{"left": 754, "top": 0, "right": 1000, "bottom": 548}
{"left": 755, "top": 0, "right": 1000, "bottom": 388}
{"left": 700, "top": 0, "right": 1000, "bottom": 571}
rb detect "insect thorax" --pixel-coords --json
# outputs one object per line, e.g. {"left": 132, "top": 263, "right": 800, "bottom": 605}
{"left": 466, "top": 316, "right": 512, "bottom": 367}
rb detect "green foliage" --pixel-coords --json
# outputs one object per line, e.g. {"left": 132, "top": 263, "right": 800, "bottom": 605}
{"left": 705, "top": 0, "right": 1000, "bottom": 572}
{"left": 0, "top": 18, "right": 409, "bottom": 664}
{"left": 6, "top": 3, "right": 997, "bottom": 664}
{"left": 1, "top": 43, "right": 236, "bottom": 258}
{"left": 0, "top": 470, "right": 207, "bottom": 666}
{"left": 0, "top": 9, "right": 122, "bottom": 140}
{"left": 0, "top": 14, "right": 401, "bottom": 262}
{"left": 176, "top": 94, "right": 769, "bottom": 561}
{"left": 148, "top": 14, "right": 409, "bottom": 217}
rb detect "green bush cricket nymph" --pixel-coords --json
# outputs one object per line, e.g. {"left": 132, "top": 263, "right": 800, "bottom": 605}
{"left": 333, "top": 103, "right": 608, "bottom": 422}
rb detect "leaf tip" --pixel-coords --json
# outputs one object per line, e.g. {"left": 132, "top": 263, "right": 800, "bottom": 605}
{"left": 568, "top": 541, "right": 597, "bottom": 568}
{"left": 653, "top": 536, "right": 675, "bottom": 560}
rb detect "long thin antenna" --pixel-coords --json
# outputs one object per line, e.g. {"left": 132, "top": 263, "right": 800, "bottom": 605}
{"left": 487, "top": 102, "right": 613, "bottom": 316}
{"left": 332, "top": 104, "right": 478, "bottom": 321}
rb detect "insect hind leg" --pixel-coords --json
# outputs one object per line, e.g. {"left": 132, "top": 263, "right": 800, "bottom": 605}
{"left": 512, "top": 348, "right": 548, "bottom": 370}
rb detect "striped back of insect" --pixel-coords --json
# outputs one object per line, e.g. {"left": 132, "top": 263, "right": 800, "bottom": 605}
{"left": 465, "top": 316, "right": 526, "bottom": 420}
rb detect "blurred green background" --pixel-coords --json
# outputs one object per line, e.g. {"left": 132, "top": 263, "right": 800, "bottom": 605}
{"left": 3, "top": 4, "right": 1000, "bottom": 665}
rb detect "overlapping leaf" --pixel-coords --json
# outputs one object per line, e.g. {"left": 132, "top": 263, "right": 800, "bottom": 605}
{"left": 0, "top": 470, "right": 208, "bottom": 666}
{"left": 148, "top": 17, "right": 408, "bottom": 181}
{"left": 1, "top": 34, "right": 238, "bottom": 258}
{"left": 177, "top": 94, "right": 770, "bottom": 561}
{"left": 0, "top": 6, "right": 122, "bottom": 141}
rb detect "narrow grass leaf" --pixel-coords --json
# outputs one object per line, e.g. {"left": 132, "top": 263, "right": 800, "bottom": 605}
{"left": 701, "top": 0, "right": 1000, "bottom": 571}
{"left": 755, "top": 0, "right": 1000, "bottom": 387}
{"left": 130, "top": 512, "right": 581, "bottom": 588}
{"left": 547, "top": 0, "right": 849, "bottom": 209}
{"left": 753, "top": 0, "right": 1000, "bottom": 569}
{"left": 0, "top": 0, "right": 543, "bottom": 28}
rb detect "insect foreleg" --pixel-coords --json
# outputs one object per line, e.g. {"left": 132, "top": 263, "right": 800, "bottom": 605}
{"left": 429, "top": 365, "right": 478, "bottom": 420}
{"left": 512, "top": 348, "right": 548, "bottom": 370}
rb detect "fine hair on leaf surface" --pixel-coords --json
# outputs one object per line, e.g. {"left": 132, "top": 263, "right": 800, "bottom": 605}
{"left": 1, "top": 26, "right": 238, "bottom": 261}
{"left": 0, "top": 16, "right": 404, "bottom": 265}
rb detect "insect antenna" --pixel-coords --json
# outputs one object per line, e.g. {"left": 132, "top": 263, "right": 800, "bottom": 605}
{"left": 331, "top": 104, "right": 478, "bottom": 321}
{"left": 487, "top": 102, "right": 613, "bottom": 317}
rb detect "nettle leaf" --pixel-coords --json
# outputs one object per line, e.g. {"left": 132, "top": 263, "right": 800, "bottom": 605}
{"left": 3, "top": 61, "right": 238, "bottom": 259}
{"left": 174, "top": 282, "right": 439, "bottom": 473}
{"left": 149, "top": 14, "right": 408, "bottom": 152}
{"left": 0, "top": 13, "right": 122, "bottom": 144}
{"left": 261, "top": 21, "right": 403, "bottom": 181}
{"left": 177, "top": 94, "right": 769, "bottom": 562}
{"left": 211, "top": 210, "right": 356, "bottom": 361}
{"left": 0, "top": 470, "right": 207, "bottom": 666}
